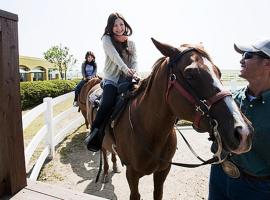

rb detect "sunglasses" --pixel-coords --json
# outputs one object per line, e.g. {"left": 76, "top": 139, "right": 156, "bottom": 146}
{"left": 242, "top": 52, "right": 270, "bottom": 60}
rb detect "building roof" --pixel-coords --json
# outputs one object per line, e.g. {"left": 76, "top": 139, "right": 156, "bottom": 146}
{"left": 19, "top": 56, "right": 55, "bottom": 69}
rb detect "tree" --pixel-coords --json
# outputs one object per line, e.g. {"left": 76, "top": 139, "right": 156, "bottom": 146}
{"left": 44, "top": 44, "right": 77, "bottom": 80}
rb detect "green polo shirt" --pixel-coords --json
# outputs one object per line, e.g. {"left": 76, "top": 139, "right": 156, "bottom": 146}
{"left": 231, "top": 87, "right": 270, "bottom": 176}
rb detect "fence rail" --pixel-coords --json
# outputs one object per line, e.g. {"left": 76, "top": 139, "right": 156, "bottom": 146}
{"left": 22, "top": 92, "right": 84, "bottom": 181}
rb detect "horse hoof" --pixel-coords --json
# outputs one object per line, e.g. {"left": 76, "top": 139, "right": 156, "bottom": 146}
{"left": 102, "top": 174, "right": 109, "bottom": 183}
{"left": 113, "top": 165, "right": 121, "bottom": 173}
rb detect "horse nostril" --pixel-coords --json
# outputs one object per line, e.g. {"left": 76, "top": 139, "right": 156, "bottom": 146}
{"left": 234, "top": 126, "right": 242, "bottom": 143}
{"left": 231, "top": 125, "right": 252, "bottom": 154}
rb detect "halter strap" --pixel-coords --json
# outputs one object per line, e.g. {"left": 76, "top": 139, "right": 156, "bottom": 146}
{"left": 165, "top": 48, "right": 232, "bottom": 129}
{"left": 166, "top": 75, "right": 232, "bottom": 129}
{"left": 166, "top": 74, "right": 196, "bottom": 104}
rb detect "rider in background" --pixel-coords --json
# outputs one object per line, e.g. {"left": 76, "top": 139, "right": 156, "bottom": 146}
{"left": 208, "top": 39, "right": 270, "bottom": 200}
{"left": 84, "top": 12, "right": 137, "bottom": 152}
{"left": 73, "top": 51, "right": 97, "bottom": 107}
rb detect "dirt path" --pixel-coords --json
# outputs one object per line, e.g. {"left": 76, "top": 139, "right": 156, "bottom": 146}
{"left": 39, "top": 126, "right": 212, "bottom": 200}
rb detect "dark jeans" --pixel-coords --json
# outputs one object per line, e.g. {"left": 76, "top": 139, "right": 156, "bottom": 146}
{"left": 209, "top": 164, "right": 270, "bottom": 200}
{"left": 91, "top": 84, "right": 117, "bottom": 130}
{"left": 74, "top": 79, "right": 87, "bottom": 101}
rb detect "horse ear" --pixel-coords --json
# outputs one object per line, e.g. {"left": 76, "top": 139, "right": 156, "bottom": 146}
{"left": 151, "top": 38, "right": 178, "bottom": 58}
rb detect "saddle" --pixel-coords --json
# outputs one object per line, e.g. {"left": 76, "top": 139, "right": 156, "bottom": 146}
{"left": 89, "top": 80, "right": 137, "bottom": 128}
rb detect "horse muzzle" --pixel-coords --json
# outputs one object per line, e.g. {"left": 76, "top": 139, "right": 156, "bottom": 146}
{"left": 230, "top": 125, "right": 253, "bottom": 155}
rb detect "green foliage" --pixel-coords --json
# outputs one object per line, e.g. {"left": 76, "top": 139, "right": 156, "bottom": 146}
{"left": 20, "top": 80, "right": 77, "bottom": 110}
{"left": 44, "top": 44, "right": 77, "bottom": 80}
{"left": 72, "top": 78, "right": 81, "bottom": 84}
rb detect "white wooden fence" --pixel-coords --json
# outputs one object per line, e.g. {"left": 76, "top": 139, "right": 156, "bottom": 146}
{"left": 22, "top": 92, "right": 84, "bottom": 181}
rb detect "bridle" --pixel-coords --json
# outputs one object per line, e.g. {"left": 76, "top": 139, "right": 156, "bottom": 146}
{"left": 166, "top": 48, "right": 232, "bottom": 130}
{"left": 128, "top": 48, "right": 232, "bottom": 167}
{"left": 165, "top": 48, "right": 232, "bottom": 165}
{"left": 166, "top": 73, "right": 232, "bottom": 130}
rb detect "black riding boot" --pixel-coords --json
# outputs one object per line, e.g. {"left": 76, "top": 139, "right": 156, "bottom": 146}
{"left": 84, "top": 84, "right": 117, "bottom": 152}
{"left": 73, "top": 93, "right": 79, "bottom": 107}
{"left": 84, "top": 128, "right": 101, "bottom": 152}
{"left": 74, "top": 93, "right": 78, "bottom": 102}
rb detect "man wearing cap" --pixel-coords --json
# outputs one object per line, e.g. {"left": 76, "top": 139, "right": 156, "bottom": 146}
{"left": 208, "top": 40, "right": 270, "bottom": 200}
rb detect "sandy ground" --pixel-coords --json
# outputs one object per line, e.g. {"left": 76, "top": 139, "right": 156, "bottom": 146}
{"left": 39, "top": 126, "right": 213, "bottom": 200}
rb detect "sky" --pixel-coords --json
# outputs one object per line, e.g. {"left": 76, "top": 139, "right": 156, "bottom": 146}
{"left": 1, "top": 0, "right": 270, "bottom": 72}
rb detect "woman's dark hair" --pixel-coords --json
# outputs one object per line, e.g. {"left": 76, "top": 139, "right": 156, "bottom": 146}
{"left": 103, "top": 12, "right": 132, "bottom": 37}
{"left": 85, "top": 51, "right": 95, "bottom": 60}
{"left": 84, "top": 51, "right": 97, "bottom": 70}
{"left": 102, "top": 12, "right": 133, "bottom": 58}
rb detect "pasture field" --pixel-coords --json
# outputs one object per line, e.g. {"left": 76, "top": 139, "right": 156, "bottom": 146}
{"left": 139, "top": 69, "right": 247, "bottom": 87}
{"left": 220, "top": 69, "right": 247, "bottom": 86}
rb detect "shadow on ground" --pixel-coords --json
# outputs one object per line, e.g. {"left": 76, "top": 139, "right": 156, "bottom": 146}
{"left": 58, "top": 128, "right": 118, "bottom": 199}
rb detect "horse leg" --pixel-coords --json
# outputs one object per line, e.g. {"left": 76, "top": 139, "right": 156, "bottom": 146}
{"left": 126, "top": 166, "right": 141, "bottom": 200}
{"left": 101, "top": 148, "right": 109, "bottom": 183}
{"left": 111, "top": 153, "right": 120, "bottom": 173}
{"left": 153, "top": 165, "right": 171, "bottom": 200}
{"left": 82, "top": 111, "right": 89, "bottom": 129}
{"left": 85, "top": 118, "right": 89, "bottom": 129}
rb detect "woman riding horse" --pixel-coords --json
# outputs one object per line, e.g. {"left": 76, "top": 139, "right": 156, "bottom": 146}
{"left": 85, "top": 12, "right": 138, "bottom": 152}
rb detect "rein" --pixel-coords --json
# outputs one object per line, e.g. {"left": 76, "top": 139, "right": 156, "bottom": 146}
{"left": 172, "top": 121, "right": 227, "bottom": 168}
{"left": 128, "top": 101, "right": 225, "bottom": 168}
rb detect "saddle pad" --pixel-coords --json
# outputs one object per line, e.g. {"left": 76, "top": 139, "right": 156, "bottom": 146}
{"left": 88, "top": 88, "right": 103, "bottom": 104}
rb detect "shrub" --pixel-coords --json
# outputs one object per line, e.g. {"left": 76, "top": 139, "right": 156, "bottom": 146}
{"left": 20, "top": 80, "right": 77, "bottom": 110}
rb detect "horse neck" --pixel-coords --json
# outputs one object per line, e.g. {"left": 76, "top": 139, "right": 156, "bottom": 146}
{"left": 134, "top": 63, "right": 175, "bottom": 132}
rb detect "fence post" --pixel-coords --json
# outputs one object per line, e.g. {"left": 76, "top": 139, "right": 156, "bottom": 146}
{"left": 44, "top": 97, "right": 55, "bottom": 159}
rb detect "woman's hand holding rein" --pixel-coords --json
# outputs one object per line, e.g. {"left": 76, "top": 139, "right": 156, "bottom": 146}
{"left": 127, "top": 68, "right": 136, "bottom": 77}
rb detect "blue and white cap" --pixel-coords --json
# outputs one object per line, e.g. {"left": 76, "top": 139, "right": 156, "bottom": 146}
{"left": 234, "top": 39, "right": 270, "bottom": 57}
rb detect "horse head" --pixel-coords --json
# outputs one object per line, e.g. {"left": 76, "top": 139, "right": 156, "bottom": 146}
{"left": 151, "top": 38, "right": 253, "bottom": 156}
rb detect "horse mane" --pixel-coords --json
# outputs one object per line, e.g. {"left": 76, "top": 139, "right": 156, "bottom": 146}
{"left": 129, "top": 57, "right": 166, "bottom": 99}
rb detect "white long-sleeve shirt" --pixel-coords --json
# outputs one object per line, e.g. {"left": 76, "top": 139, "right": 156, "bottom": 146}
{"left": 102, "top": 35, "right": 137, "bottom": 83}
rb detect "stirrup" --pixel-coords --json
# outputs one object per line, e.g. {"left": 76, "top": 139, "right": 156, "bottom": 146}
{"left": 84, "top": 128, "right": 101, "bottom": 152}
{"left": 73, "top": 101, "right": 78, "bottom": 107}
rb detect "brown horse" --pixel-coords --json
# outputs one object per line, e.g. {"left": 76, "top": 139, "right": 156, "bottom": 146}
{"left": 86, "top": 38, "right": 253, "bottom": 200}
{"left": 78, "top": 77, "right": 120, "bottom": 181}
{"left": 78, "top": 77, "right": 101, "bottom": 129}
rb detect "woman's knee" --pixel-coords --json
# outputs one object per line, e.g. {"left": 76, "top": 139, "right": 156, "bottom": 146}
{"left": 98, "top": 84, "right": 116, "bottom": 108}
{"left": 100, "top": 98, "right": 115, "bottom": 110}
